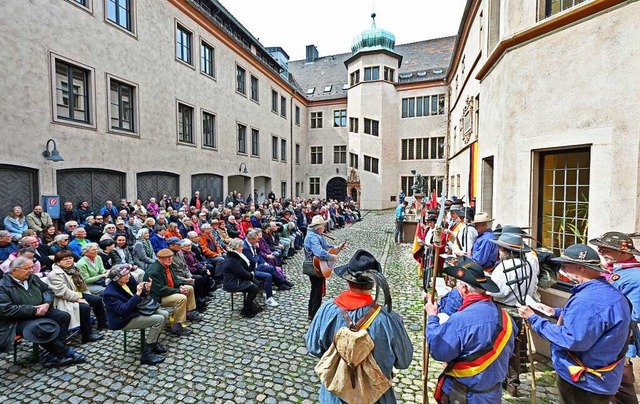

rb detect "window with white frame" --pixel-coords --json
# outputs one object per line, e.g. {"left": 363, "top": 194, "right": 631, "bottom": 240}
{"left": 349, "top": 153, "right": 358, "bottom": 169}
{"left": 309, "top": 177, "right": 320, "bottom": 195}
{"left": 333, "top": 145, "right": 346, "bottom": 164}
{"left": 280, "top": 96, "right": 287, "bottom": 118}
{"left": 107, "top": 0, "right": 133, "bottom": 32}
{"left": 251, "top": 128, "right": 259, "bottom": 156}
{"left": 310, "top": 146, "right": 323, "bottom": 164}
{"left": 401, "top": 137, "right": 445, "bottom": 160}
{"left": 236, "top": 65, "right": 246, "bottom": 95}
{"left": 364, "top": 155, "right": 379, "bottom": 174}
{"left": 202, "top": 111, "right": 216, "bottom": 148}
{"left": 201, "top": 41, "right": 215, "bottom": 78}
{"left": 109, "top": 78, "right": 135, "bottom": 132}
{"left": 176, "top": 24, "right": 192, "bottom": 65}
{"left": 401, "top": 94, "right": 446, "bottom": 118}
{"left": 271, "top": 90, "right": 278, "bottom": 113}
{"left": 54, "top": 59, "right": 91, "bottom": 124}
{"left": 364, "top": 66, "right": 380, "bottom": 81}
{"left": 237, "top": 123, "right": 247, "bottom": 153}
{"left": 250, "top": 75, "right": 259, "bottom": 102}
{"left": 281, "top": 138, "right": 287, "bottom": 162}
{"left": 177, "top": 103, "right": 194, "bottom": 144}
{"left": 333, "top": 110, "right": 347, "bottom": 127}
{"left": 310, "top": 111, "right": 323, "bottom": 129}
{"left": 363, "top": 118, "right": 379, "bottom": 136}
{"left": 272, "top": 136, "right": 279, "bottom": 160}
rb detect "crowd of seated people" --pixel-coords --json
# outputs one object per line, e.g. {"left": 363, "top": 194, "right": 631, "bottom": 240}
{"left": 0, "top": 193, "right": 362, "bottom": 366}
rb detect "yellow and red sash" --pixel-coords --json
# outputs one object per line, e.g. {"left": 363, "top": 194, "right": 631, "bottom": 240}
{"left": 434, "top": 307, "right": 513, "bottom": 401}
{"left": 567, "top": 351, "right": 623, "bottom": 382}
{"left": 448, "top": 221, "right": 464, "bottom": 242}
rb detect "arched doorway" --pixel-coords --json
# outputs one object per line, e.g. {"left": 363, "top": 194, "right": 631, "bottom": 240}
{"left": 350, "top": 188, "right": 358, "bottom": 202}
{"left": 326, "top": 177, "right": 347, "bottom": 202}
{"left": 0, "top": 164, "right": 39, "bottom": 218}
{"left": 137, "top": 172, "right": 179, "bottom": 203}
{"left": 57, "top": 169, "right": 125, "bottom": 211}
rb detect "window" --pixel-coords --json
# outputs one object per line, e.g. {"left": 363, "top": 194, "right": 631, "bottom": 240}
{"left": 250, "top": 76, "right": 259, "bottom": 101}
{"left": 295, "top": 144, "right": 300, "bottom": 164}
{"left": 281, "top": 181, "right": 287, "bottom": 199}
{"left": 200, "top": 41, "right": 215, "bottom": 78}
{"left": 271, "top": 90, "right": 278, "bottom": 113}
{"left": 401, "top": 137, "right": 445, "bottom": 160}
{"left": 401, "top": 176, "right": 443, "bottom": 197}
{"left": 537, "top": 148, "right": 590, "bottom": 261}
{"left": 544, "top": 0, "right": 586, "bottom": 18}
{"left": 349, "top": 153, "right": 358, "bottom": 169}
{"left": 333, "top": 110, "right": 347, "bottom": 127}
{"left": 295, "top": 106, "right": 300, "bottom": 126}
{"left": 54, "top": 59, "right": 90, "bottom": 123}
{"left": 363, "top": 155, "right": 379, "bottom": 174}
{"left": 364, "top": 66, "right": 380, "bottom": 81}
{"left": 74, "top": 0, "right": 87, "bottom": 6}
{"left": 177, "top": 103, "right": 194, "bottom": 144}
{"left": 402, "top": 95, "right": 446, "bottom": 118}
{"left": 251, "top": 128, "right": 259, "bottom": 156}
{"left": 295, "top": 182, "right": 301, "bottom": 198}
{"left": 350, "top": 70, "right": 360, "bottom": 86}
{"left": 333, "top": 146, "right": 346, "bottom": 164}
{"left": 309, "top": 178, "right": 320, "bottom": 195}
{"left": 310, "top": 112, "right": 323, "bottom": 129}
{"left": 109, "top": 79, "right": 135, "bottom": 132}
{"left": 384, "top": 67, "right": 395, "bottom": 82}
{"left": 349, "top": 117, "right": 359, "bottom": 133}
{"left": 363, "top": 118, "right": 379, "bottom": 136}
{"left": 323, "top": 85, "right": 332, "bottom": 93}
{"left": 236, "top": 65, "right": 246, "bottom": 94}
{"left": 271, "top": 136, "right": 279, "bottom": 160}
{"left": 280, "top": 96, "right": 287, "bottom": 118}
{"left": 107, "top": 0, "right": 132, "bottom": 31}
{"left": 176, "top": 24, "right": 192, "bottom": 65}
{"left": 310, "top": 146, "right": 323, "bottom": 164}
{"left": 202, "top": 111, "right": 216, "bottom": 148}
{"left": 237, "top": 123, "right": 247, "bottom": 153}
{"left": 281, "top": 139, "right": 287, "bottom": 162}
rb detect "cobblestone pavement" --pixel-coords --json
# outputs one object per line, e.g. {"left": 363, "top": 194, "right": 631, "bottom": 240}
{"left": 0, "top": 211, "right": 561, "bottom": 403}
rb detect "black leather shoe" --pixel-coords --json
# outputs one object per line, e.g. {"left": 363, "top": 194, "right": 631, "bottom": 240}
{"left": 186, "top": 311, "right": 203, "bottom": 322}
{"left": 150, "top": 343, "right": 168, "bottom": 354}
{"left": 66, "top": 350, "right": 87, "bottom": 364}
{"left": 170, "top": 323, "right": 192, "bottom": 337}
{"left": 283, "top": 280, "right": 295, "bottom": 287}
{"left": 81, "top": 332, "right": 104, "bottom": 343}
{"left": 43, "top": 355, "right": 74, "bottom": 368}
{"left": 140, "top": 346, "right": 165, "bottom": 365}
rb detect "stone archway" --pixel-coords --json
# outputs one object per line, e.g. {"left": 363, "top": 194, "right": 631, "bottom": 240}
{"left": 346, "top": 169, "right": 361, "bottom": 207}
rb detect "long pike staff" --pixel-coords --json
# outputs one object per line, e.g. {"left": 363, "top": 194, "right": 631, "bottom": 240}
{"left": 504, "top": 254, "right": 537, "bottom": 403}
{"left": 422, "top": 193, "right": 446, "bottom": 404}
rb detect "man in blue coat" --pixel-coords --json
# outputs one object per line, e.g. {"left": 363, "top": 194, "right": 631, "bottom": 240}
{"left": 518, "top": 244, "right": 631, "bottom": 403}
{"left": 426, "top": 258, "right": 516, "bottom": 403}
{"left": 590, "top": 232, "right": 640, "bottom": 404}
{"left": 306, "top": 250, "right": 413, "bottom": 403}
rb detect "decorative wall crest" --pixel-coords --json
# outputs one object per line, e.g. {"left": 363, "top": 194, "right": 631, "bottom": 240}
{"left": 462, "top": 96, "right": 474, "bottom": 144}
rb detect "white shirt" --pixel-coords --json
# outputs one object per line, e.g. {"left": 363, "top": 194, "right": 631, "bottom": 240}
{"left": 488, "top": 256, "right": 539, "bottom": 307}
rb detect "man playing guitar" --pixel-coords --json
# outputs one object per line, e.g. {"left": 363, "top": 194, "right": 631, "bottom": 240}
{"left": 303, "top": 215, "right": 346, "bottom": 321}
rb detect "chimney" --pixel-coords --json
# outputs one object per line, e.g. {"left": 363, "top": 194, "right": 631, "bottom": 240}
{"left": 305, "top": 45, "right": 318, "bottom": 63}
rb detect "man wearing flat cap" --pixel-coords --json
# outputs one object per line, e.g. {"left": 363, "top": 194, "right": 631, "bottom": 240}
{"left": 518, "top": 244, "right": 631, "bottom": 403}
{"left": 590, "top": 232, "right": 640, "bottom": 403}
{"left": 426, "top": 259, "right": 516, "bottom": 403}
{"left": 145, "top": 248, "right": 200, "bottom": 336}
{"left": 306, "top": 250, "right": 413, "bottom": 403}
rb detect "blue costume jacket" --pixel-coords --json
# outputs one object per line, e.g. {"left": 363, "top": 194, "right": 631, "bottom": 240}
{"left": 438, "top": 288, "right": 463, "bottom": 316}
{"left": 306, "top": 301, "right": 414, "bottom": 403}
{"left": 610, "top": 260, "right": 640, "bottom": 357}
{"left": 427, "top": 299, "right": 516, "bottom": 403}
{"left": 471, "top": 231, "right": 497, "bottom": 270}
{"left": 303, "top": 229, "right": 334, "bottom": 262}
{"left": 528, "top": 278, "right": 631, "bottom": 395}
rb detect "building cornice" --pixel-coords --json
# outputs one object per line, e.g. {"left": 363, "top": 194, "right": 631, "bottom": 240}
{"left": 475, "top": 0, "right": 629, "bottom": 81}
{"left": 395, "top": 79, "right": 447, "bottom": 92}
{"left": 446, "top": 0, "right": 480, "bottom": 84}
{"left": 169, "top": 0, "right": 309, "bottom": 105}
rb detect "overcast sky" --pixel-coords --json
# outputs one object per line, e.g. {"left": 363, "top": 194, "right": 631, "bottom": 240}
{"left": 220, "top": 0, "right": 468, "bottom": 61}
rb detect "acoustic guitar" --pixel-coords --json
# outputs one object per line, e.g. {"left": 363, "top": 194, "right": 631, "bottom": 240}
{"left": 312, "top": 241, "right": 346, "bottom": 278}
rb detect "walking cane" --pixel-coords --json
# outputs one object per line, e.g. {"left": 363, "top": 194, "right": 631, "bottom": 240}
{"left": 504, "top": 255, "right": 537, "bottom": 403}
{"left": 422, "top": 195, "right": 446, "bottom": 404}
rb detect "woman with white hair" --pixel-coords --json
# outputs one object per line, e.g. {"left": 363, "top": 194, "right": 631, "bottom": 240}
{"left": 132, "top": 228, "right": 156, "bottom": 271}
{"left": 221, "top": 238, "right": 261, "bottom": 318}
{"left": 100, "top": 223, "right": 117, "bottom": 242}
{"left": 76, "top": 242, "right": 108, "bottom": 295}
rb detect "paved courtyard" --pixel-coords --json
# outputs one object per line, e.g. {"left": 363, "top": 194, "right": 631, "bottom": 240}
{"left": 1, "top": 211, "right": 561, "bottom": 403}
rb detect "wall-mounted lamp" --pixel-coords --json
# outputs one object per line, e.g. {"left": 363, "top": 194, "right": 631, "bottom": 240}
{"left": 239, "top": 163, "right": 248, "bottom": 174}
{"left": 42, "top": 139, "right": 64, "bottom": 162}
{"left": 336, "top": 168, "right": 339, "bottom": 174}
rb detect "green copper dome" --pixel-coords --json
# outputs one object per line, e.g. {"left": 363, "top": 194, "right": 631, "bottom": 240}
{"left": 351, "top": 13, "right": 395, "bottom": 54}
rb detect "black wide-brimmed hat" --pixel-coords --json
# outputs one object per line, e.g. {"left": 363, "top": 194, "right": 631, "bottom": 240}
{"left": 22, "top": 319, "right": 60, "bottom": 344}
{"left": 551, "top": 244, "right": 606, "bottom": 272}
{"left": 334, "top": 249, "right": 382, "bottom": 285}
{"left": 493, "top": 225, "right": 531, "bottom": 238}
{"left": 490, "top": 233, "right": 531, "bottom": 253}
{"left": 443, "top": 258, "right": 500, "bottom": 293}
{"left": 589, "top": 232, "right": 640, "bottom": 255}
